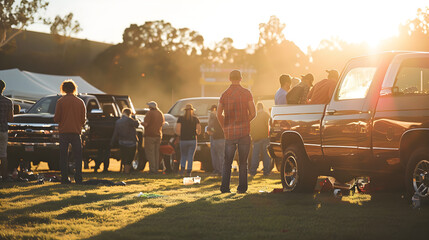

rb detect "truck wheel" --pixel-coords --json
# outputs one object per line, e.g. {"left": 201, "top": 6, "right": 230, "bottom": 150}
{"left": 281, "top": 145, "right": 317, "bottom": 192}
{"left": 405, "top": 147, "right": 429, "bottom": 198}
{"left": 132, "top": 148, "right": 147, "bottom": 171}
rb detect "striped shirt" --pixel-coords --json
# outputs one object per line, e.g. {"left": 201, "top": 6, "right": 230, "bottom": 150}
{"left": 0, "top": 95, "right": 13, "bottom": 132}
{"left": 220, "top": 84, "right": 253, "bottom": 140}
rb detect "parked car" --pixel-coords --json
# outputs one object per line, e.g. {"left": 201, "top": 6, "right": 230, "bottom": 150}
{"left": 269, "top": 52, "right": 429, "bottom": 198}
{"left": 162, "top": 97, "right": 219, "bottom": 172}
{"left": 7, "top": 94, "right": 146, "bottom": 171}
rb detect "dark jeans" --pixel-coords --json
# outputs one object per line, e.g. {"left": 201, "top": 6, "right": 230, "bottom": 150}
{"left": 59, "top": 133, "right": 83, "bottom": 183}
{"left": 120, "top": 145, "right": 136, "bottom": 165}
{"left": 220, "top": 135, "right": 251, "bottom": 193}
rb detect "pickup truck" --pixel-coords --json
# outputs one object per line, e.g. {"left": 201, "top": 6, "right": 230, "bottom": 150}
{"left": 7, "top": 94, "right": 146, "bottom": 171}
{"left": 269, "top": 51, "right": 429, "bottom": 198}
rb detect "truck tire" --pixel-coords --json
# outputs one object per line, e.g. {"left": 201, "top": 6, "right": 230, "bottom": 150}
{"left": 281, "top": 145, "right": 317, "bottom": 192}
{"left": 132, "top": 147, "right": 147, "bottom": 171}
{"left": 405, "top": 147, "right": 429, "bottom": 198}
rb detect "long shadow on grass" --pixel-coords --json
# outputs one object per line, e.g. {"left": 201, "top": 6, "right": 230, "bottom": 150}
{"left": 0, "top": 192, "right": 127, "bottom": 224}
{"left": 85, "top": 192, "right": 429, "bottom": 240}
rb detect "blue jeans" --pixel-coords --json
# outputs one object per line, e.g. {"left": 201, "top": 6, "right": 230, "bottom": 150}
{"left": 220, "top": 135, "right": 251, "bottom": 193}
{"left": 250, "top": 138, "right": 271, "bottom": 175}
{"left": 180, "top": 140, "right": 197, "bottom": 173}
{"left": 59, "top": 133, "right": 83, "bottom": 183}
{"left": 210, "top": 137, "right": 225, "bottom": 174}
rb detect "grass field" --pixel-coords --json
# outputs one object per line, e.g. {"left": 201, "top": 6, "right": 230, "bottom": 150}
{"left": 1, "top": 160, "right": 429, "bottom": 240}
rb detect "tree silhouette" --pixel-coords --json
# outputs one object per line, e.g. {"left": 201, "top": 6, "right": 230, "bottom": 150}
{"left": 0, "top": 0, "right": 49, "bottom": 48}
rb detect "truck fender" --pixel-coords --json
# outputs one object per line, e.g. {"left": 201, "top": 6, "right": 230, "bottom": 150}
{"left": 280, "top": 131, "right": 306, "bottom": 155}
{"left": 399, "top": 128, "right": 429, "bottom": 165}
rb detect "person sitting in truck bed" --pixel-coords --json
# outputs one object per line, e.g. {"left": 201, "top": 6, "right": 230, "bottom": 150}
{"left": 274, "top": 74, "right": 292, "bottom": 105}
{"left": 286, "top": 73, "right": 314, "bottom": 104}
{"left": 307, "top": 70, "right": 340, "bottom": 104}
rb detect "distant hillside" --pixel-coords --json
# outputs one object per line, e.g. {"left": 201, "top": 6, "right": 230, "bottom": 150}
{"left": 0, "top": 30, "right": 112, "bottom": 76}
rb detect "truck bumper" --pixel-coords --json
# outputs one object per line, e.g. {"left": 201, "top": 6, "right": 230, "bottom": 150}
{"left": 7, "top": 142, "right": 59, "bottom": 161}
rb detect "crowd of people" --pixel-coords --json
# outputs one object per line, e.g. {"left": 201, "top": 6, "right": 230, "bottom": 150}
{"left": 0, "top": 69, "right": 339, "bottom": 193}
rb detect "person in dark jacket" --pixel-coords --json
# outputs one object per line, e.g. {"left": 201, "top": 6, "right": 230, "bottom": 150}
{"left": 207, "top": 105, "right": 225, "bottom": 175}
{"left": 175, "top": 104, "right": 201, "bottom": 177}
{"left": 249, "top": 102, "right": 272, "bottom": 176}
{"left": 287, "top": 73, "right": 314, "bottom": 104}
{"left": 111, "top": 108, "right": 139, "bottom": 174}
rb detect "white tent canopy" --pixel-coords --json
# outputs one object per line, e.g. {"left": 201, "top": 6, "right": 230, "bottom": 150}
{"left": 0, "top": 68, "right": 104, "bottom": 101}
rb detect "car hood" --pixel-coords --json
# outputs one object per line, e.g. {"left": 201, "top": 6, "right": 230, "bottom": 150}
{"left": 11, "top": 113, "right": 55, "bottom": 124}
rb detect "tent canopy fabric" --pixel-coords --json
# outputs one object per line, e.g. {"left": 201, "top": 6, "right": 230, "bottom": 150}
{"left": 0, "top": 68, "right": 104, "bottom": 101}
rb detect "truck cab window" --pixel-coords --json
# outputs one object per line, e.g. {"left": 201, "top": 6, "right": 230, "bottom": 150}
{"left": 394, "top": 58, "right": 429, "bottom": 95}
{"left": 27, "top": 97, "right": 57, "bottom": 114}
{"left": 337, "top": 67, "right": 377, "bottom": 100}
{"left": 87, "top": 99, "right": 99, "bottom": 114}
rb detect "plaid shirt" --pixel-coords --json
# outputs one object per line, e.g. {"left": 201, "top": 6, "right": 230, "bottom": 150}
{"left": 0, "top": 95, "right": 13, "bottom": 132}
{"left": 220, "top": 84, "right": 253, "bottom": 140}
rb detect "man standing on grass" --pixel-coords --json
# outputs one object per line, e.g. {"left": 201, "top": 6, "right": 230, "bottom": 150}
{"left": 0, "top": 80, "right": 13, "bottom": 181}
{"left": 142, "top": 101, "right": 165, "bottom": 174}
{"left": 218, "top": 70, "right": 256, "bottom": 194}
{"left": 54, "top": 80, "right": 86, "bottom": 184}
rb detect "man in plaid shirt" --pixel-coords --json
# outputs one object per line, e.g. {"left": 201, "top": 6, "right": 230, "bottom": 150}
{"left": 217, "top": 70, "right": 256, "bottom": 193}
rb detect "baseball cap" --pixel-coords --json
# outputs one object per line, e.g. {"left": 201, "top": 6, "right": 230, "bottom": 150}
{"left": 147, "top": 101, "right": 158, "bottom": 108}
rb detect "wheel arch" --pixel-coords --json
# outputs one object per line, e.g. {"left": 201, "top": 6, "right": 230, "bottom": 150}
{"left": 400, "top": 128, "right": 429, "bottom": 165}
{"left": 281, "top": 131, "right": 306, "bottom": 155}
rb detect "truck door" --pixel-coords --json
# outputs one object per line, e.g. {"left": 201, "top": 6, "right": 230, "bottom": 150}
{"left": 322, "top": 57, "right": 381, "bottom": 171}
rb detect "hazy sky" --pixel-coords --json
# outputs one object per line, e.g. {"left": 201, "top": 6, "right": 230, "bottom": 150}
{"left": 28, "top": 0, "right": 429, "bottom": 52}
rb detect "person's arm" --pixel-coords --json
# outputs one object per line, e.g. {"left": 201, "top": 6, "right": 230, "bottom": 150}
{"left": 307, "top": 86, "right": 314, "bottom": 104}
{"left": 217, "top": 103, "right": 224, "bottom": 129}
{"left": 248, "top": 100, "right": 256, "bottom": 121}
{"left": 196, "top": 123, "right": 202, "bottom": 135}
{"left": 142, "top": 111, "right": 151, "bottom": 127}
{"left": 53, "top": 100, "right": 61, "bottom": 123}
{"left": 175, "top": 123, "right": 181, "bottom": 136}
{"left": 8, "top": 102, "right": 13, "bottom": 122}
{"left": 132, "top": 116, "right": 139, "bottom": 128}
{"left": 81, "top": 101, "right": 87, "bottom": 126}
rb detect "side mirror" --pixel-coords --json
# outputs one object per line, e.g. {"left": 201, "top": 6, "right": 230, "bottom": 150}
{"left": 13, "top": 104, "right": 21, "bottom": 114}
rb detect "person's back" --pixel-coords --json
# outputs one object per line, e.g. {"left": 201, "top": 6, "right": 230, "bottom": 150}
{"left": 54, "top": 95, "right": 86, "bottom": 134}
{"left": 221, "top": 85, "right": 253, "bottom": 139}
{"left": 250, "top": 109, "right": 270, "bottom": 141}
{"left": 218, "top": 70, "right": 256, "bottom": 194}
{"left": 307, "top": 70, "right": 339, "bottom": 104}
{"left": 113, "top": 115, "right": 138, "bottom": 145}
{"left": 144, "top": 107, "right": 164, "bottom": 137}
{"left": 287, "top": 73, "right": 314, "bottom": 104}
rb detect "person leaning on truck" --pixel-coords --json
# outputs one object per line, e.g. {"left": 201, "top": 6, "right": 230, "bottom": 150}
{"left": 307, "top": 70, "right": 340, "bottom": 104}
{"left": 142, "top": 101, "right": 165, "bottom": 174}
{"left": 274, "top": 74, "right": 292, "bottom": 105}
{"left": 111, "top": 108, "right": 139, "bottom": 174}
{"left": 286, "top": 73, "right": 314, "bottom": 104}
{"left": 218, "top": 70, "right": 256, "bottom": 194}
{"left": 0, "top": 80, "right": 13, "bottom": 181}
{"left": 54, "top": 80, "right": 86, "bottom": 184}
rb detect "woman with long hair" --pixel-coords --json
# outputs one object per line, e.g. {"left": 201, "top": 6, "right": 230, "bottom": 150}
{"left": 175, "top": 104, "right": 201, "bottom": 176}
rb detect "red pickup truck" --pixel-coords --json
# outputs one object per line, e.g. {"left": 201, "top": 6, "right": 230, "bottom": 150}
{"left": 269, "top": 52, "right": 429, "bottom": 198}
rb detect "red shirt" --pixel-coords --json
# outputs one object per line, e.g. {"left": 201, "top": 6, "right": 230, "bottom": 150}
{"left": 220, "top": 84, "right": 253, "bottom": 140}
{"left": 307, "top": 79, "right": 337, "bottom": 104}
{"left": 54, "top": 94, "right": 86, "bottom": 134}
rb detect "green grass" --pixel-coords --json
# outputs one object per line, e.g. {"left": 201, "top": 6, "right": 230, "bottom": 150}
{"left": 1, "top": 162, "right": 429, "bottom": 240}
